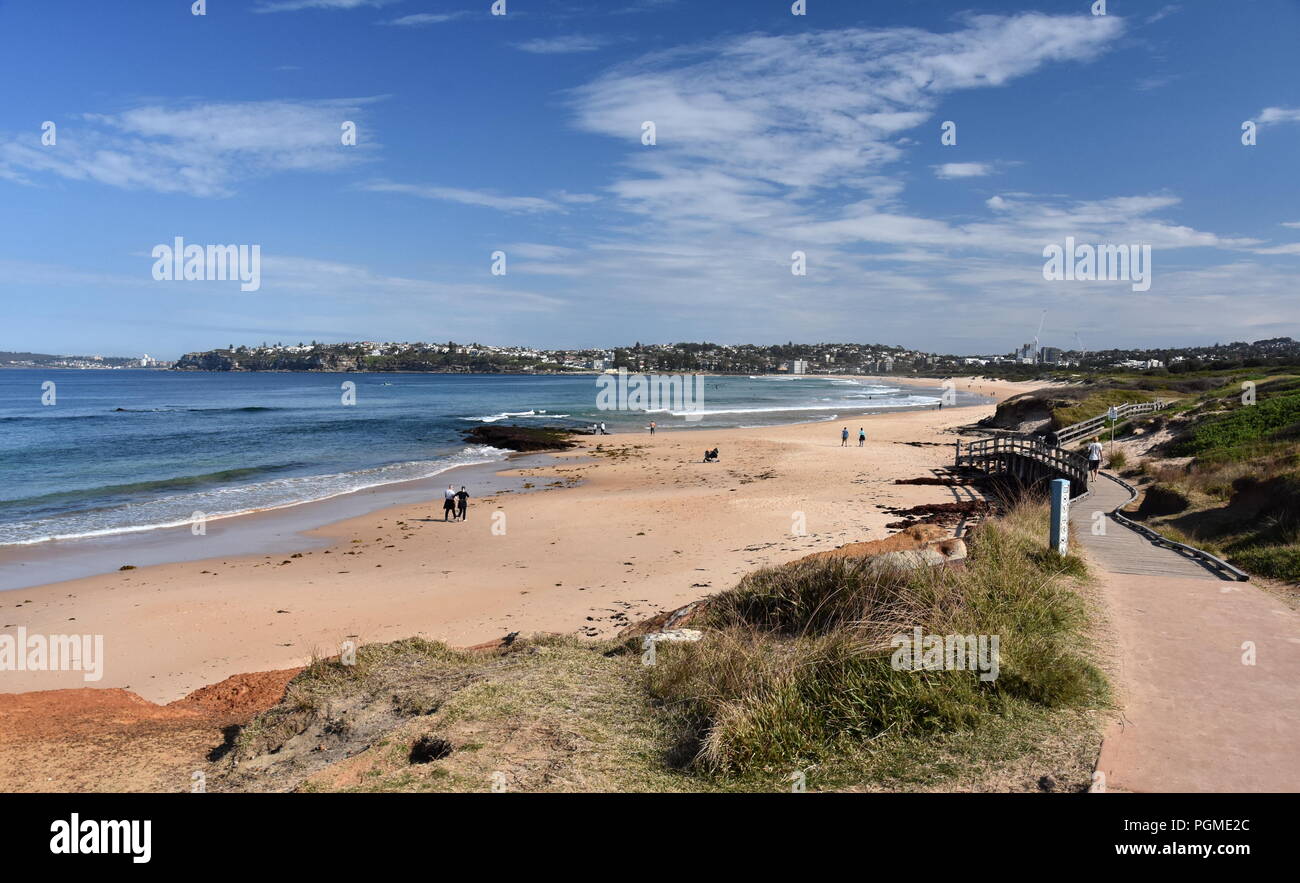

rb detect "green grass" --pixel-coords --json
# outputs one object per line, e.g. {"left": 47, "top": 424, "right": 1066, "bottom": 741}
{"left": 1170, "top": 391, "right": 1300, "bottom": 460}
{"left": 644, "top": 502, "right": 1106, "bottom": 782}
{"left": 1228, "top": 544, "right": 1300, "bottom": 582}
{"left": 1053, "top": 389, "right": 1157, "bottom": 429}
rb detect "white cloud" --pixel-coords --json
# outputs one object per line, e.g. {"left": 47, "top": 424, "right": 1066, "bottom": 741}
{"left": 934, "top": 162, "right": 994, "bottom": 179}
{"left": 516, "top": 13, "right": 1278, "bottom": 349}
{"left": 515, "top": 35, "right": 609, "bottom": 54}
{"left": 382, "top": 12, "right": 470, "bottom": 27}
{"left": 0, "top": 99, "right": 381, "bottom": 197}
{"left": 362, "top": 181, "right": 563, "bottom": 214}
{"left": 255, "top": 0, "right": 396, "bottom": 12}
{"left": 1146, "top": 4, "right": 1181, "bottom": 25}
{"left": 1257, "top": 107, "right": 1300, "bottom": 125}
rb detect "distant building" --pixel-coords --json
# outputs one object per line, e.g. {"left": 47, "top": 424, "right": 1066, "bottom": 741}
{"left": 790, "top": 359, "right": 809, "bottom": 375}
{"left": 1039, "top": 346, "right": 1063, "bottom": 364}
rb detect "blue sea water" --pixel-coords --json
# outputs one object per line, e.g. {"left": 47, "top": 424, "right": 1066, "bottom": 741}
{"left": 0, "top": 369, "right": 964, "bottom": 546}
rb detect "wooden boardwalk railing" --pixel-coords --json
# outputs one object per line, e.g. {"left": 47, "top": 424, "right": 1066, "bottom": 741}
{"left": 1053, "top": 400, "right": 1170, "bottom": 446}
{"left": 956, "top": 434, "right": 1091, "bottom": 498}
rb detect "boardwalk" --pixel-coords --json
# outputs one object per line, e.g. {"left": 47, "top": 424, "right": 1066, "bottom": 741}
{"left": 1078, "top": 473, "right": 1300, "bottom": 793}
{"left": 1069, "top": 474, "right": 1221, "bottom": 580}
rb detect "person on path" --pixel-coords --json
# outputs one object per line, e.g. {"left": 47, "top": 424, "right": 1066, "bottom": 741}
{"left": 1086, "top": 437, "right": 1104, "bottom": 480}
{"left": 442, "top": 485, "right": 457, "bottom": 521}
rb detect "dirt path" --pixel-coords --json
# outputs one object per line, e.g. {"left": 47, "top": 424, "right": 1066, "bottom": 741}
{"left": 1078, "top": 474, "right": 1300, "bottom": 792}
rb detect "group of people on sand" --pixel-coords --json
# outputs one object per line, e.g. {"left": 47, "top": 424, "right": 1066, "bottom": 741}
{"left": 442, "top": 485, "right": 470, "bottom": 521}
{"left": 840, "top": 426, "right": 867, "bottom": 447}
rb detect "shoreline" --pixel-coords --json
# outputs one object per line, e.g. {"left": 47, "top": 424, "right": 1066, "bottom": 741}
{"left": 0, "top": 378, "right": 1039, "bottom": 704}
{"left": 0, "top": 375, "right": 985, "bottom": 588}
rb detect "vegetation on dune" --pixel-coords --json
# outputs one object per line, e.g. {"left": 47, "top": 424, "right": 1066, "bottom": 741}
{"left": 645, "top": 502, "right": 1105, "bottom": 783}
{"left": 1169, "top": 384, "right": 1300, "bottom": 460}
{"left": 1121, "top": 375, "right": 1300, "bottom": 584}
{"left": 1051, "top": 388, "right": 1158, "bottom": 430}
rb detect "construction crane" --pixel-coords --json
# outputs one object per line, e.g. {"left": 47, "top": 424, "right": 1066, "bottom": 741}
{"left": 1032, "top": 310, "right": 1047, "bottom": 361}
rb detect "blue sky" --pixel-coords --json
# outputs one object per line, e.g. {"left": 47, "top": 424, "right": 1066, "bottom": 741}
{"left": 1, "top": 0, "right": 1297, "bottom": 358}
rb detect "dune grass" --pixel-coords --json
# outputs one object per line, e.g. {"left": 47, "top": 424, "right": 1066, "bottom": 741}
{"left": 644, "top": 502, "right": 1107, "bottom": 784}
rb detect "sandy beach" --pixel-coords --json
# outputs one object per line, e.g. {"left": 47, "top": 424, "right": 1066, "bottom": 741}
{"left": 0, "top": 377, "right": 1039, "bottom": 704}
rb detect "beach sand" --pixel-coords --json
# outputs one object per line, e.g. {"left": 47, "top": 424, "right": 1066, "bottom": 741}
{"left": 0, "top": 377, "right": 1039, "bottom": 703}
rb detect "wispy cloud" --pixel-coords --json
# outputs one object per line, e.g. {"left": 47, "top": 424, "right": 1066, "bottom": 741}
{"left": 1257, "top": 107, "right": 1300, "bottom": 125}
{"left": 515, "top": 35, "right": 609, "bottom": 54}
{"left": 255, "top": 0, "right": 397, "bottom": 12}
{"left": 933, "top": 162, "right": 994, "bottom": 179}
{"left": 382, "top": 12, "right": 471, "bottom": 27}
{"left": 521, "top": 12, "right": 1271, "bottom": 344}
{"left": 1146, "top": 4, "right": 1181, "bottom": 25}
{"left": 362, "top": 180, "right": 563, "bottom": 214}
{"left": 0, "top": 98, "right": 382, "bottom": 197}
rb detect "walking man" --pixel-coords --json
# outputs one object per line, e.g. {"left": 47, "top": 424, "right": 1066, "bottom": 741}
{"left": 443, "top": 484, "right": 457, "bottom": 521}
{"left": 1086, "top": 437, "right": 1104, "bottom": 481}
{"left": 841, "top": 427, "right": 849, "bottom": 447}
{"left": 455, "top": 486, "right": 469, "bottom": 521}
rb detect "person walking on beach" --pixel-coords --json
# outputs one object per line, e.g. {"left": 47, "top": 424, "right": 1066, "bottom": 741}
{"left": 600, "top": 421, "right": 607, "bottom": 435}
{"left": 858, "top": 427, "right": 866, "bottom": 447}
{"left": 649, "top": 421, "right": 656, "bottom": 435}
{"left": 455, "top": 486, "right": 469, "bottom": 521}
{"left": 1086, "top": 437, "right": 1104, "bottom": 481}
{"left": 841, "top": 427, "right": 849, "bottom": 447}
{"left": 443, "top": 485, "right": 457, "bottom": 521}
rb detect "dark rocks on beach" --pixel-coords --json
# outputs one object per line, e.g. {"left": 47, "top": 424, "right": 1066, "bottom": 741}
{"left": 460, "top": 424, "right": 579, "bottom": 452}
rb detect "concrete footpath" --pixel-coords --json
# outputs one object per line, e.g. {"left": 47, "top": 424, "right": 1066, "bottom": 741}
{"left": 1075, "top": 475, "right": 1300, "bottom": 792}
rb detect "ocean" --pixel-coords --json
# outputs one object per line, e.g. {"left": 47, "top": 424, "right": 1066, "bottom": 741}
{"left": 0, "top": 369, "right": 970, "bottom": 548}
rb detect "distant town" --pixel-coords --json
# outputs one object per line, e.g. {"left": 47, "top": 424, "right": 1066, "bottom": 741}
{"left": 4, "top": 336, "right": 1298, "bottom": 377}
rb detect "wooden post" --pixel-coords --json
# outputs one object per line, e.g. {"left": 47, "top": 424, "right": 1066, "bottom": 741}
{"left": 1049, "top": 478, "right": 1070, "bottom": 555}
{"left": 955, "top": 439, "right": 961, "bottom": 466}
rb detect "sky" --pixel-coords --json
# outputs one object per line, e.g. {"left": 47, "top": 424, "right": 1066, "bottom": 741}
{"left": 0, "top": 0, "right": 1297, "bottom": 359}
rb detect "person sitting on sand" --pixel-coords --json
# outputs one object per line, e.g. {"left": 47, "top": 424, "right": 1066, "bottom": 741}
{"left": 443, "top": 485, "right": 457, "bottom": 521}
{"left": 455, "top": 486, "right": 469, "bottom": 521}
{"left": 703, "top": 448, "right": 719, "bottom": 463}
